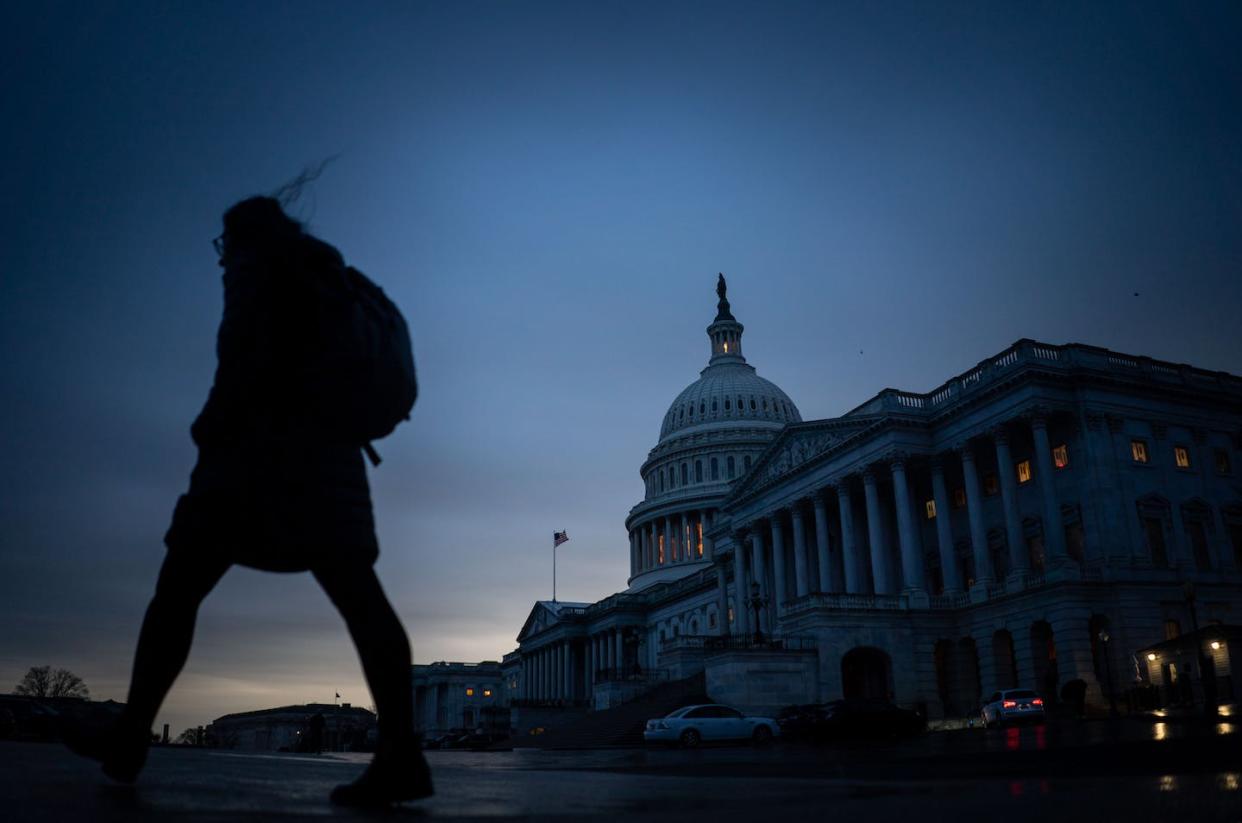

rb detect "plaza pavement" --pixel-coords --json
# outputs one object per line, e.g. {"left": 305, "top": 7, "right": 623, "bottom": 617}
{"left": 2, "top": 718, "right": 1240, "bottom": 821}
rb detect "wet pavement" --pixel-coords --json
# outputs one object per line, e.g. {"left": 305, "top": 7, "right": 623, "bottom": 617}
{"left": 3, "top": 717, "right": 1240, "bottom": 821}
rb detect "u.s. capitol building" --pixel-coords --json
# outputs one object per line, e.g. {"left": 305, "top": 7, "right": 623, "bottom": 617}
{"left": 418, "top": 277, "right": 1241, "bottom": 732}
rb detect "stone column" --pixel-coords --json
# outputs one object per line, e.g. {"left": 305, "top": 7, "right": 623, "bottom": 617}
{"left": 649, "top": 521, "right": 659, "bottom": 567}
{"left": 733, "top": 539, "right": 751, "bottom": 637}
{"left": 813, "top": 495, "right": 834, "bottom": 593}
{"left": 1030, "top": 415, "right": 1068, "bottom": 564}
{"left": 703, "top": 509, "right": 716, "bottom": 559}
{"left": 565, "top": 643, "right": 574, "bottom": 700}
{"left": 791, "top": 503, "right": 811, "bottom": 598}
{"left": 771, "top": 513, "right": 789, "bottom": 609}
{"left": 837, "top": 483, "right": 864, "bottom": 594}
{"left": 615, "top": 629, "right": 625, "bottom": 674}
{"left": 716, "top": 565, "right": 730, "bottom": 635}
{"left": 891, "top": 458, "right": 925, "bottom": 593}
{"left": 863, "top": 470, "right": 892, "bottom": 594}
{"left": 960, "top": 446, "right": 994, "bottom": 588}
{"left": 993, "top": 428, "right": 1028, "bottom": 578}
{"left": 930, "top": 459, "right": 962, "bottom": 594}
{"left": 585, "top": 639, "right": 593, "bottom": 693}
{"left": 663, "top": 516, "right": 673, "bottom": 564}
{"left": 751, "top": 526, "right": 769, "bottom": 634}
{"left": 628, "top": 531, "right": 637, "bottom": 576}
{"left": 680, "top": 512, "right": 689, "bottom": 562}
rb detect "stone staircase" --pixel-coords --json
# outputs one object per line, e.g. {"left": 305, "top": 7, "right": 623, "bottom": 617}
{"left": 521, "top": 673, "right": 708, "bottom": 749}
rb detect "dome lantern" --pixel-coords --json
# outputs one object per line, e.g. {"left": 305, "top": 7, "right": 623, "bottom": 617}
{"left": 707, "top": 273, "right": 745, "bottom": 365}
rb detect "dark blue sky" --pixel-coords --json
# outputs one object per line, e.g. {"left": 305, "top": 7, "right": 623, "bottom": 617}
{"left": 3, "top": 1, "right": 1240, "bottom": 732}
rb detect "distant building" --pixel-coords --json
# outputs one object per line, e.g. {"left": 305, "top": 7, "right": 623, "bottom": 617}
{"left": 207, "top": 703, "right": 375, "bottom": 752}
{"left": 505, "top": 277, "right": 1242, "bottom": 719}
{"left": 412, "top": 661, "right": 506, "bottom": 738}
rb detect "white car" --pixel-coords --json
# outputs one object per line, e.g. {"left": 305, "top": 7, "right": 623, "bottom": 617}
{"left": 980, "top": 689, "right": 1046, "bottom": 728}
{"left": 643, "top": 703, "right": 780, "bottom": 747}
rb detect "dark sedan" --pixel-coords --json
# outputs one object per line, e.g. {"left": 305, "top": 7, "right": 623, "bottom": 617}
{"left": 777, "top": 699, "right": 926, "bottom": 741}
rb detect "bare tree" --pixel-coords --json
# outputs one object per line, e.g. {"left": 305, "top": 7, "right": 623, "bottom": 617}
{"left": 14, "top": 665, "right": 90, "bottom": 699}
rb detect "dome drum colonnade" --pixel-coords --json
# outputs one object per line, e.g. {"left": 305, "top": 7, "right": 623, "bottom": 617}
{"left": 718, "top": 412, "right": 1079, "bottom": 636}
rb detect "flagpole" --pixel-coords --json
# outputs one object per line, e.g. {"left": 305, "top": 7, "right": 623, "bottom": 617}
{"left": 553, "top": 538, "right": 557, "bottom": 602}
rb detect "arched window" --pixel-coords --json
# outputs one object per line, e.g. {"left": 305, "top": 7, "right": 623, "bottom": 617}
{"left": 725, "top": 397, "right": 731, "bottom": 411}
{"left": 727, "top": 456, "right": 736, "bottom": 479}
{"left": 744, "top": 455, "right": 751, "bottom": 473}
{"left": 659, "top": 469, "right": 665, "bottom": 492}
{"left": 738, "top": 396, "right": 744, "bottom": 412}
{"left": 710, "top": 457, "right": 719, "bottom": 480}
{"left": 750, "top": 396, "right": 756, "bottom": 410}
{"left": 679, "top": 406, "right": 684, "bottom": 421}
{"left": 695, "top": 460, "right": 703, "bottom": 482}
{"left": 712, "top": 399, "right": 718, "bottom": 412}
{"left": 699, "top": 402, "right": 705, "bottom": 415}
{"left": 681, "top": 462, "right": 688, "bottom": 485}
{"left": 762, "top": 398, "right": 768, "bottom": 411}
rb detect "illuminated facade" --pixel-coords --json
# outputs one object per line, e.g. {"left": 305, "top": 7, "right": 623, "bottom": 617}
{"left": 507, "top": 279, "right": 1242, "bottom": 721}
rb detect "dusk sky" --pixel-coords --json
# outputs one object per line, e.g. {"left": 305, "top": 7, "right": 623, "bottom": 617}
{"left": 3, "top": 1, "right": 1241, "bottom": 735}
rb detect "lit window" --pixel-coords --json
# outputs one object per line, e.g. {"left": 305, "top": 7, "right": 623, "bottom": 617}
{"left": 465, "top": 687, "right": 475, "bottom": 697}
{"left": 983, "top": 474, "right": 999, "bottom": 495}
{"left": 658, "top": 536, "right": 665, "bottom": 563}
{"left": 1131, "top": 440, "right": 1148, "bottom": 463}
{"left": 1216, "top": 449, "right": 1232, "bottom": 475}
{"left": 952, "top": 488, "right": 967, "bottom": 509}
{"left": 483, "top": 689, "right": 492, "bottom": 697}
{"left": 723, "top": 340, "right": 729, "bottom": 353}
{"left": 1174, "top": 446, "right": 1191, "bottom": 469}
{"left": 727, "top": 606, "right": 734, "bottom": 623}
{"left": 1016, "top": 460, "right": 1032, "bottom": 484}
{"left": 697, "top": 522, "right": 703, "bottom": 557}
{"left": 925, "top": 500, "right": 937, "bottom": 519}
{"left": 1053, "top": 444, "right": 1068, "bottom": 469}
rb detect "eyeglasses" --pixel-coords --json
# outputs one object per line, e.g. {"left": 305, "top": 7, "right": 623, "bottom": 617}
{"left": 212, "top": 234, "right": 226, "bottom": 256}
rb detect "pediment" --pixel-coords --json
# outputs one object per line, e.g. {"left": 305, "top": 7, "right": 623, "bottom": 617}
{"left": 729, "top": 419, "right": 872, "bottom": 501}
{"left": 516, "top": 603, "right": 555, "bottom": 643}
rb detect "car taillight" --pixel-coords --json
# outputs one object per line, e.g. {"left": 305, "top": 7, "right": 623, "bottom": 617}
{"left": 1032, "top": 698, "right": 1043, "bottom": 706}
{"left": 1002, "top": 700, "right": 1017, "bottom": 708}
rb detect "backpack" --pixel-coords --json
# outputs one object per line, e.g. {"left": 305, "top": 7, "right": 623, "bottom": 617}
{"left": 313, "top": 265, "right": 417, "bottom": 465}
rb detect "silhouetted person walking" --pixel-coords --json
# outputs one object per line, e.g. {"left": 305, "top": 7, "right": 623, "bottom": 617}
{"left": 68, "top": 196, "right": 430, "bottom": 807}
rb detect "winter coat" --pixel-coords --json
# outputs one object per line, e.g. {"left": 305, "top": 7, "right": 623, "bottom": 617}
{"left": 164, "top": 235, "right": 380, "bottom": 571}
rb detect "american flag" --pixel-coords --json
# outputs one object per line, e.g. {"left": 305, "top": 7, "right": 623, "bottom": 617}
{"left": 553, "top": 530, "right": 569, "bottom": 547}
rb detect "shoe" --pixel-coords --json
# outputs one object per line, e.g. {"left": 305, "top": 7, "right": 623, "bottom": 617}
{"left": 62, "top": 718, "right": 149, "bottom": 784}
{"left": 329, "top": 751, "right": 434, "bottom": 807}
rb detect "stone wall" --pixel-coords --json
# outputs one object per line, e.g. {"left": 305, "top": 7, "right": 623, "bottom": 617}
{"left": 704, "top": 649, "right": 818, "bottom": 716}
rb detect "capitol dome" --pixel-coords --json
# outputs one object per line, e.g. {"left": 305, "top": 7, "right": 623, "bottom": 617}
{"left": 625, "top": 275, "right": 800, "bottom": 590}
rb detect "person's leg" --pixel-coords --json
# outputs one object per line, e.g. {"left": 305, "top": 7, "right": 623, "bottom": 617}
{"left": 67, "top": 549, "right": 230, "bottom": 782}
{"left": 121, "top": 550, "right": 232, "bottom": 736}
{"left": 312, "top": 562, "right": 414, "bottom": 751}
{"left": 313, "top": 562, "right": 430, "bottom": 805}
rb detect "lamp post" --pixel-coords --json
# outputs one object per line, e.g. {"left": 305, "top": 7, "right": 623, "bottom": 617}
{"left": 1184, "top": 582, "right": 1217, "bottom": 716}
{"left": 1097, "top": 630, "right": 1118, "bottom": 717}
{"left": 748, "top": 582, "right": 769, "bottom": 644}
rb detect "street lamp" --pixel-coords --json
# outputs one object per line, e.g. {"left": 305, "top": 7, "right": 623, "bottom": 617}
{"left": 1097, "top": 630, "right": 1118, "bottom": 717}
{"left": 1184, "top": 582, "right": 1217, "bottom": 715}
{"left": 748, "top": 582, "right": 769, "bottom": 644}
